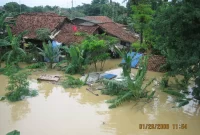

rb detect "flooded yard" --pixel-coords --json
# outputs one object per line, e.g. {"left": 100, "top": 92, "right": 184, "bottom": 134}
{"left": 0, "top": 59, "right": 200, "bottom": 135}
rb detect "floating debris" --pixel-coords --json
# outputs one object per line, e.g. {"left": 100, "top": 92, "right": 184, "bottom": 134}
{"left": 86, "top": 88, "right": 99, "bottom": 96}
{"left": 37, "top": 74, "right": 61, "bottom": 82}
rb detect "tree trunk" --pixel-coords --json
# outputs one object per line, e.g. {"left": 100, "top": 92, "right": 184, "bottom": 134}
{"left": 50, "top": 62, "right": 53, "bottom": 69}
{"left": 140, "top": 28, "right": 143, "bottom": 45}
{"left": 94, "top": 63, "right": 97, "bottom": 72}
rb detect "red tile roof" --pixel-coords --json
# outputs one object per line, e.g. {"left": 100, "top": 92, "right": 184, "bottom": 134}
{"left": 55, "top": 23, "right": 99, "bottom": 44}
{"left": 98, "top": 22, "right": 137, "bottom": 43}
{"left": 12, "top": 13, "right": 67, "bottom": 39}
{"left": 85, "top": 16, "right": 113, "bottom": 23}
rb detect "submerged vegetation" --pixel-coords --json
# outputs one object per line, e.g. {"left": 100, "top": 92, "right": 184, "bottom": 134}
{"left": 61, "top": 75, "right": 84, "bottom": 88}
{"left": 6, "top": 130, "right": 20, "bottom": 135}
{"left": 102, "top": 47, "right": 155, "bottom": 108}
{"left": 38, "top": 41, "right": 61, "bottom": 69}
{"left": 5, "top": 71, "right": 38, "bottom": 102}
{"left": 0, "top": 0, "right": 199, "bottom": 109}
{"left": 63, "top": 46, "right": 86, "bottom": 74}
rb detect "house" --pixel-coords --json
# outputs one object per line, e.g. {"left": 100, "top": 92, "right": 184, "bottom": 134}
{"left": 54, "top": 23, "right": 99, "bottom": 44}
{"left": 11, "top": 13, "right": 70, "bottom": 41}
{"left": 72, "top": 16, "right": 138, "bottom": 46}
{"left": 11, "top": 13, "right": 138, "bottom": 47}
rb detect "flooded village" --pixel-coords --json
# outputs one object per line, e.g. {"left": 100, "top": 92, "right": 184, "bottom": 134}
{"left": 0, "top": 0, "right": 200, "bottom": 135}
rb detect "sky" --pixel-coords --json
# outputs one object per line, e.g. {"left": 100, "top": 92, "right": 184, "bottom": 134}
{"left": 0, "top": 0, "right": 127, "bottom": 8}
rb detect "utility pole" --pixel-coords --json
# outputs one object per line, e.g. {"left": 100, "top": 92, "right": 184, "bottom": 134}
{"left": 19, "top": 0, "right": 21, "bottom": 13}
{"left": 71, "top": 0, "right": 73, "bottom": 19}
{"left": 111, "top": 0, "right": 114, "bottom": 21}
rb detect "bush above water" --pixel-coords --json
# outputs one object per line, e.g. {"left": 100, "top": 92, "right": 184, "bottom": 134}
{"left": 5, "top": 70, "right": 38, "bottom": 102}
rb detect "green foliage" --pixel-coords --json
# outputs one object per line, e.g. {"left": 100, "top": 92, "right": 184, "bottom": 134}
{"left": 6, "top": 130, "right": 20, "bottom": 135}
{"left": 61, "top": 76, "right": 84, "bottom": 88}
{"left": 2, "top": 64, "right": 20, "bottom": 76}
{"left": 192, "top": 77, "right": 200, "bottom": 100}
{"left": 101, "top": 79, "right": 128, "bottom": 95}
{"left": 163, "top": 88, "right": 192, "bottom": 108}
{"left": 29, "top": 90, "right": 38, "bottom": 97}
{"left": 176, "top": 99, "right": 190, "bottom": 108}
{"left": 163, "top": 89, "right": 185, "bottom": 98}
{"left": 152, "top": 0, "right": 200, "bottom": 98}
{"left": 132, "top": 41, "right": 148, "bottom": 52}
{"left": 131, "top": 4, "right": 154, "bottom": 44}
{"left": 5, "top": 71, "right": 33, "bottom": 102}
{"left": 0, "top": 96, "right": 6, "bottom": 101}
{"left": 26, "top": 62, "right": 46, "bottom": 69}
{"left": 61, "top": 46, "right": 86, "bottom": 74}
{"left": 174, "top": 77, "right": 189, "bottom": 91}
{"left": 102, "top": 54, "right": 155, "bottom": 108}
{"left": 82, "top": 35, "right": 111, "bottom": 71}
{"left": 0, "top": 12, "right": 8, "bottom": 38}
{"left": 38, "top": 41, "right": 61, "bottom": 69}
{"left": 160, "top": 76, "right": 169, "bottom": 89}
{"left": 4, "top": 2, "right": 20, "bottom": 13}
{"left": 114, "top": 46, "right": 132, "bottom": 76}
{"left": 0, "top": 25, "right": 27, "bottom": 66}
{"left": 36, "top": 28, "right": 51, "bottom": 41}
{"left": 24, "top": 42, "right": 40, "bottom": 62}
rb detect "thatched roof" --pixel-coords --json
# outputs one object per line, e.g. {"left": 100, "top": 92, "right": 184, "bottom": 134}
{"left": 12, "top": 13, "right": 68, "bottom": 39}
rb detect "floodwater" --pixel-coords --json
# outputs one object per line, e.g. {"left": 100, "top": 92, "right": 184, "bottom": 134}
{"left": 0, "top": 59, "right": 200, "bottom": 135}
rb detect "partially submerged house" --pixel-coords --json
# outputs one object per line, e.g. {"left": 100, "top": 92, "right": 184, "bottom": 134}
{"left": 54, "top": 23, "right": 99, "bottom": 44}
{"left": 11, "top": 13, "right": 70, "bottom": 43}
{"left": 11, "top": 13, "right": 138, "bottom": 47}
{"left": 72, "top": 16, "right": 138, "bottom": 46}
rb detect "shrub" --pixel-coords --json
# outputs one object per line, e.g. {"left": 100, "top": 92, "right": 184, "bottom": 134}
{"left": 5, "top": 71, "right": 37, "bottom": 102}
{"left": 82, "top": 35, "right": 110, "bottom": 71}
{"left": 26, "top": 62, "right": 46, "bottom": 69}
{"left": 61, "top": 75, "right": 84, "bottom": 88}
{"left": 38, "top": 41, "right": 61, "bottom": 69}
{"left": 2, "top": 64, "right": 20, "bottom": 76}
{"left": 102, "top": 48, "right": 155, "bottom": 108}
{"left": 132, "top": 41, "right": 148, "bottom": 52}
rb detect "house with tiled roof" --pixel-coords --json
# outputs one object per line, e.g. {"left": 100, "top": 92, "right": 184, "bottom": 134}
{"left": 11, "top": 13, "right": 138, "bottom": 46}
{"left": 12, "top": 13, "right": 69, "bottom": 40}
{"left": 72, "top": 16, "right": 138, "bottom": 45}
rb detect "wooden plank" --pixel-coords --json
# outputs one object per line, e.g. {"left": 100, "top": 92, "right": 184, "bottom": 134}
{"left": 37, "top": 74, "right": 60, "bottom": 82}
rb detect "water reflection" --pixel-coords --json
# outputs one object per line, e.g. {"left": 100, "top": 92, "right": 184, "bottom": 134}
{"left": 10, "top": 100, "right": 30, "bottom": 121}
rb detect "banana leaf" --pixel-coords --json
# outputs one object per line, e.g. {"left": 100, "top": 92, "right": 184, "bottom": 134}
{"left": 6, "top": 130, "right": 20, "bottom": 135}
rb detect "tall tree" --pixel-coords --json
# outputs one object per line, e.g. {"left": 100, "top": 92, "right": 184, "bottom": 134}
{"left": 152, "top": 0, "right": 200, "bottom": 97}
{"left": 131, "top": 4, "right": 154, "bottom": 44}
{"left": 3, "top": 2, "right": 20, "bottom": 13}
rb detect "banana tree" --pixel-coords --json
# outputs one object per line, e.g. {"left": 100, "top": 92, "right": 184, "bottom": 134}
{"left": 65, "top": 46, "right": 86, "bottom": 74}
{"left": 38, "top": 41, "right": 61, "bottom": 69}
{"left": 0, "top": 25, "right": 27, "bottom": 67}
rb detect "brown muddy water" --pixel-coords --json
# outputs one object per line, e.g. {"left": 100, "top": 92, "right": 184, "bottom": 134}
{"left": 0, "top": 59, "right": 200, "bottom": 135}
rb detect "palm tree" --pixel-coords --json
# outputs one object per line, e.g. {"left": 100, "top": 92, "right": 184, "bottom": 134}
{"left": 0, "top": 25, "right": 26, "bottom": 67}
{"left": 38, "top": 41, "right": 61, "bottom": 69}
